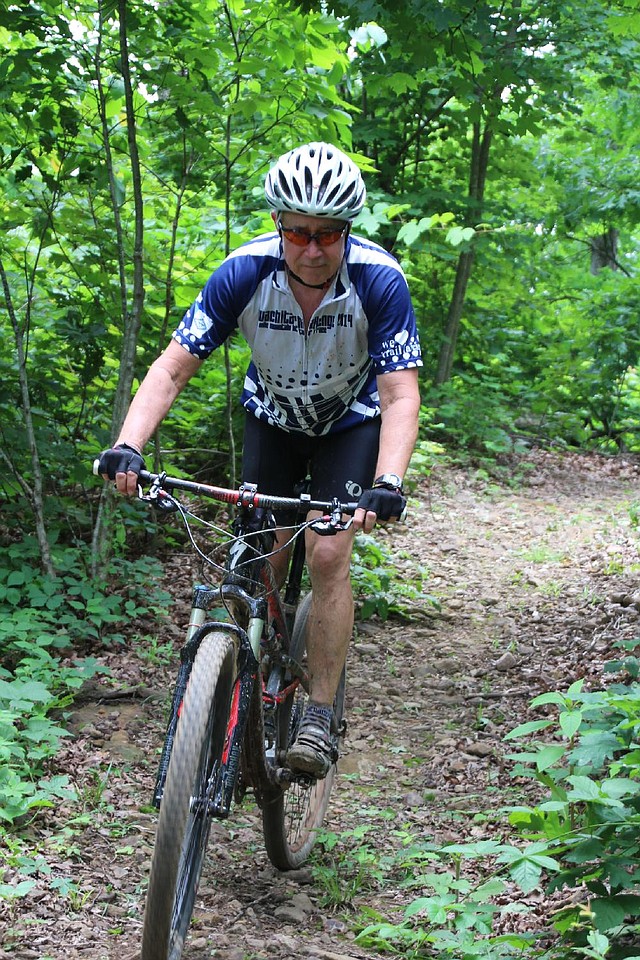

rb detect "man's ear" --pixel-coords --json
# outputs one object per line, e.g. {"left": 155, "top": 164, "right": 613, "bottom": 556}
{"left": 271, "top": 211, "right": 278, "bottom": 225}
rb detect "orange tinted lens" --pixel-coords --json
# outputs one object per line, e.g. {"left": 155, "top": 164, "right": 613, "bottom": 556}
{"left": 281, "top": 229, "right": 310, "bottom": 246}
{"left": 316, "top": 230, "right": 344, "bottom": 246}
{"left": 281, "top": 227, "right": 344, "bottom": 246}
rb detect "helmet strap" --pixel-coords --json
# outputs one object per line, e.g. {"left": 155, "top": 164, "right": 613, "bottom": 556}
{"left": 287, "top": 267, "right": 337, "bottom": 291}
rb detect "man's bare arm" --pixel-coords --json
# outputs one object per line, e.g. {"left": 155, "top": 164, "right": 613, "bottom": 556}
{"left": 374, "top": 367, "right": 421, "bottom": 480}
{"left": 106, "top": 340, "right": 203, "bottom": 494}
{"left": 353, "top": 367, "right": 420, "bottom": 532}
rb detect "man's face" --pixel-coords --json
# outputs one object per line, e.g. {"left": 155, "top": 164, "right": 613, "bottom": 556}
{"left": 273, "top": 212, "right": 348, "bottom": 287}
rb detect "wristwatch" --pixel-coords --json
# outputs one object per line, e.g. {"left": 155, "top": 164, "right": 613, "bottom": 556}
{"left": 373, "top": 473, "right": 404, "bottom": 494}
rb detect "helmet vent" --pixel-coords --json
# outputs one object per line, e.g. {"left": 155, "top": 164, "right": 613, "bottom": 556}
{"left": 265, "top": 142, "right": 366, "bottom": 219}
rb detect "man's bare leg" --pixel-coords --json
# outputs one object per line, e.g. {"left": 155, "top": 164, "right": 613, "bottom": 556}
{"left": 305, "top": 531, "right": 354, "bottom": 705}
{"left": 286, "top": 527, "right": 354, "bottom": 777}
{"left": 268, "top": 526, "right": 294, "bottom": 589}
{"left": 270, "top": 520, "right": 354, "bottom": 686}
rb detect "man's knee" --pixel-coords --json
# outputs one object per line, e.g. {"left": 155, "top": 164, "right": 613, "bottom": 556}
{"left": 307, "top": 537, "right": 352, "bottom": 584}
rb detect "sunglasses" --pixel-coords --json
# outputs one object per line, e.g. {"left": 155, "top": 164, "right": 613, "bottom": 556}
{"left": 277, "top": 219, "right": 348, "bottom": 247}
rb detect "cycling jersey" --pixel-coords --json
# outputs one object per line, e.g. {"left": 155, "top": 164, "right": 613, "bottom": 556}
{"left": 173, "top": 231, "right": 422, "bottom": 436}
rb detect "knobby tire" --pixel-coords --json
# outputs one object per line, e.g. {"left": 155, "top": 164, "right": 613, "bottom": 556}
{"left": 141, "top": 630, "right": 236, "bottom": 960}
{"left": 262, "top": 592, "right": 346, "bottom": 870}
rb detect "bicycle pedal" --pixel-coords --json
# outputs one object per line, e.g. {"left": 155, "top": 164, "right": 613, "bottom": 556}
{"left": 274, "top": 766, "right": 293, "bottom": 785}
{"left": 274, "top": 766, "right": 315, "bottom": 787}
{"left": 291, "top": 772, "right": 315, "bottom": 788}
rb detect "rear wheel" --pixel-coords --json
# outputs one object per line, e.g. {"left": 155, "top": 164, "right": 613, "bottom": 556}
{"left": 262, "top": 592, "right": 346, "bottom": 870}
{"left": 141, "top": 630, "right": 237, "bottom": 960}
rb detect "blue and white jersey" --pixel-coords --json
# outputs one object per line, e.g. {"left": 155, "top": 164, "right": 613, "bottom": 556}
{"left": 173, "top": 232, "right": 422, "bottom": 436}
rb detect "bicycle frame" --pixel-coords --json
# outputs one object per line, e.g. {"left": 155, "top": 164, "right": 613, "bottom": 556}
{"left": 152, "top": 487, "right": 310, "bottom": 815}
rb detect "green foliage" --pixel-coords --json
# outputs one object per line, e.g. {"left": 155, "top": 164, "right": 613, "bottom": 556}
{"left": 0, "top": 536, "right": 172, "bottom": 825}
{"left": 2, "top": 0, "right": 640, "bottom": 868}
{"left": 351, "top": 535, "right": 435, "bottom": 621}
{"left": 2, "top": 0, "right": 640, "bottom": 579}
{"left": 314, "top": 821, "right": 547, "bottom": 958}
{"left": 0, "top": 0, "right": 359, "bottom": 568}
{"left": 505, "top": 647, "right": 640, "bottom": 945}
{"left": 424, "top": 375, "right": 535, "bottom": 466}
{"left": 2, "top": 6, "right": 638, "bottom": 945}
{"left": 0, "top": 539, "right": 173, "bottom": 653}
{"left": 0, "top": 655, "right": 89, "bottom": 825}
{"left": 313, "top": 822, "right": 391, "bottom": 907}
{"left": 311, "top": 642, "right": 640, "bottom": 960}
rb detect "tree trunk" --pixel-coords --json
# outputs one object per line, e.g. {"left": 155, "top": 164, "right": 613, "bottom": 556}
{"left": 111, "top": 0, "right": 146, "bottom": 435}
{"left": 590, "top": 227, "right": 619, "bottom": 274}
{"left": 91, "top": 0, "right": 146, "bottom": 575}
{"left": 435, "top": 121, "right": 493, "bottom": 385}
{"left": 435, "top": 249, "right": 475, "bottom": 385}
{"left": 0, "top": 259, "right": 55, "bottom": 577}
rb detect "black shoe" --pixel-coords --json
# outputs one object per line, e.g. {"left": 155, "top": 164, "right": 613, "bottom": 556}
{"left": 286, "top": 703, "right": 335, "bottom": 779}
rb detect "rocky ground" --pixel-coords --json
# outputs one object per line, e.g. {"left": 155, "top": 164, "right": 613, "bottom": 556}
{"left": 2, "top": 448, "right": 640, "bottom": 960}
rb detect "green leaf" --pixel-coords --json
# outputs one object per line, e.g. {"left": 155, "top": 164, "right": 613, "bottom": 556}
{"left": 590, "top": 897, "right": 628, "bottom": 932}
{"left": 527, "top": 854, "right": 560, "bottom": 871}
{"left": 445, "top": 225, "right": 475, "bottom": 246}
{"left": 0, "top": 879, "right": 36, "bottom": 899}
{"left": 509, "top": 859, "right": 542, "bottom": 894}
{"left": 7, "top": 570, "right": 26, "bottom": 586}
{"left": 587, "top": 929, "right": 611, "bottom": 956}
{"left": 566, "top": 679, "right": 585, "bottom": 698}
{"left": 601, "top": 777, "right": 640, "bottom": 800}
{"left": 397, "top": 216, "right": 437, "bottom": 246}
{"left": 504, "top": 719, "right": 553, "bottom": 740}
{"left": 387, "top": 72, "right": 419, "bottom": 95}
{"left": 469, "top": 878, "right": 506, "bottom": 901}
{"left": 566, "top": 775, "right": 601, "bottom": 801}
{"left": 569, "top": 731, "right": 621, "bottom": 768}
{"left": 560, "top": 709, "right": 583, "bottom": 740}
{"left": 607, "top": 12, "right": 640, "bottom": 37}
{"left": 0, "top": 678, "right": 53, "bottom": 706}
{"left": 535, "top": 744, "right": 567, "bottom": 771}
{"left": 530, "top": 691, "right": 568, "bottom": 707}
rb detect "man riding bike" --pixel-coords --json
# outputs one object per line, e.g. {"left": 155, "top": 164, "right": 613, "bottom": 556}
{"left": 99, "top": 141, "right": 422, "bottom": 778}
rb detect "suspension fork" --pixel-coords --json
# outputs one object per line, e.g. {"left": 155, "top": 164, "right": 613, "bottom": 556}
{"left": 152, "top": 584, "right": 261, "bottom": 809}
{"left": 152, "top": 585, "right": 220, "bottom": 807}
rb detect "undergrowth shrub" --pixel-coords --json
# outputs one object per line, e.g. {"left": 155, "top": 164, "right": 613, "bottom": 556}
{"left": 0, "top": 653, "right": 99, "bottom": 825}
{"left": 315, "top": 641, "right": 640, "bottom": 960}
{"left": 424, "top": 373, "right": 534, "bottom": 467}
{"left": 0, "top": 540, "right": 173, "bottom": 828}
{"left": 505, "top": 640, "right": 640, "bottom": 947}
{"left": 351, "top": 534, "right": 435, "bottom": 621}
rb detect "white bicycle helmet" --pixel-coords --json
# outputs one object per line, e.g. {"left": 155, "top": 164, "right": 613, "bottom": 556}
{"left": 265, "top": 142, "right": 366, "bottom": 219}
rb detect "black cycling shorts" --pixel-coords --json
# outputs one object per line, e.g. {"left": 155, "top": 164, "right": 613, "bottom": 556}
{"left": 241, "top": 414, "right": 381, "bottom": 505}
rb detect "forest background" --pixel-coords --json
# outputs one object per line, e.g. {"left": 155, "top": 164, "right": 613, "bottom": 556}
{"left": 1, "top": 0, "right": 640, "bottom": 952}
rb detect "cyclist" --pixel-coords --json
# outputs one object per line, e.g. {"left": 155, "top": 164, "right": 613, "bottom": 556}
{"left": 98, "top": 142, "right": 422, "bottom": 778}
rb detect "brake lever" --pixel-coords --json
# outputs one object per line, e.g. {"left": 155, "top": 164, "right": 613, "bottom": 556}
{"left": 309, "top": 508, "right": 353, "bottom": 536}
{"left": 137, "top": 473, "right": 179, "bottom": 513}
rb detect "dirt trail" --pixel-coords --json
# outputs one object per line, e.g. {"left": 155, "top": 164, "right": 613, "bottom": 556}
{"left": 2, "top": 450, "right": 640, "bottom": 960}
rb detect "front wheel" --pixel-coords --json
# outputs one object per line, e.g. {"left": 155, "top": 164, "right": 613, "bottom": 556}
{"left": 141, "top": 630, "right": 237, "bottom": 960}
{"left": 262, "top": 592, "right": 346, "bottom": 870}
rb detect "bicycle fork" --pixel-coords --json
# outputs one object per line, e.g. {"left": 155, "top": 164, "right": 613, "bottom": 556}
{"left": 153, "top": 583, "right": 265, "bottom": 814}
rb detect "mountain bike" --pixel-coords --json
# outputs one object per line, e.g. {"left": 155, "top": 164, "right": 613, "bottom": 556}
{"left": 96, "top": 466, "right": 358, "bottom": 960}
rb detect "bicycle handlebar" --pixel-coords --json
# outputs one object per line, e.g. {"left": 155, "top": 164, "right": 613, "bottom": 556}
{"left": 93, "top": 461, "right": 359, "bottom": 516}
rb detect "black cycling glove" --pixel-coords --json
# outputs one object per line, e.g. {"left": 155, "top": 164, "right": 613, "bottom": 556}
{"left": 98, "top": 443, "right": 145, "bottom": 481}
{"left": 357, "top": 487, "right": 406, "bottom": 521}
